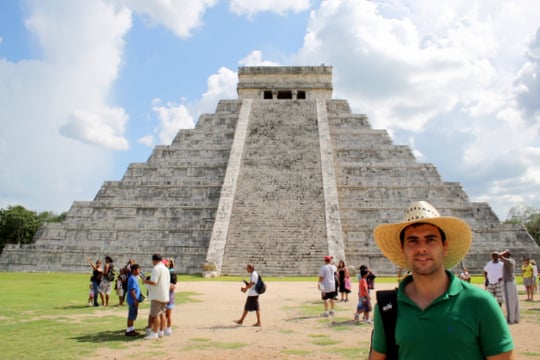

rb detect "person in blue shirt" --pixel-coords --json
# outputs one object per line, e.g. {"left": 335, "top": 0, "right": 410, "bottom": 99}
{"left": 125, "top": 264, "right": 142, "bottom": 336}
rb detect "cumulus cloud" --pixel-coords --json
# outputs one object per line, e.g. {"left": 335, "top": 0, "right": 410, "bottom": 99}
{"left": 60, "top": 108, "right": 129, "bottom": 150}
{"left": 239, "top": 50, "right": 280, "bottom": 66}
{"left": 229, "top": 0, "right": 311, "bottom": 18}
{"left": 514, "top": 27, "right": 540, "bottom": 120}
{"left": 293, "top": 0, "right": 540, "bottom": 218}
{"left": 0, "top": 0, "right": 132, "bottom": 212}
{"left": 152, "top": 98, "right": 195, "bottom": 145}
{"left": 119, "top": 0, "right": 217, "bottom": 38}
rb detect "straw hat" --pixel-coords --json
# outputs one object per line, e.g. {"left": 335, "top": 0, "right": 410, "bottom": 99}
{"left": 373, "top": 201, "right": 472, "bottom": 269}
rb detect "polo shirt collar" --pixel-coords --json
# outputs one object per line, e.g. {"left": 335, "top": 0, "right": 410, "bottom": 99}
{"left": 398, "top": 270, "right": 463, "bottom": 308}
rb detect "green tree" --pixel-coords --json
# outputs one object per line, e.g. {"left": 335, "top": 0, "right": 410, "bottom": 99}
{"left": 0, "top": 205, "right": 65, "bottom": 253}
{"left": 505, "top": 204, "right": 540, "bottom": 246}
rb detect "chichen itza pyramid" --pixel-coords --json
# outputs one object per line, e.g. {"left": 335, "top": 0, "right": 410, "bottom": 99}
{"left": 1, "top": 66, "right": 539, "bottom": 276}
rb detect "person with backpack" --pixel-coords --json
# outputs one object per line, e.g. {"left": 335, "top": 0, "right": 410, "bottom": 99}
{"left": 369, "top": 201, "right": 514, "bottom": 360}
{"left": 234, "top": 264, "right": 261, "bottom": 327}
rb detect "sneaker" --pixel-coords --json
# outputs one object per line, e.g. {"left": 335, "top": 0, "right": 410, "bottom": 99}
{"left": 144, "top": 332, "right": 159, "bottom": 340}
{"left": 145, "top": 328, "right": 152, "bottom": 336}
{"left": 321, "top": 311, "right": 329, "bottom": 318}
{"left": 329, "top": 310, "right": 335, "bottom": 316}
{"left": 363, "top": 319, "right": 373, "bottom": 325}
{"left": 354, "top": 313, "right": 359, "bottom": 321}
{"left": 158, "top": 330, "right": 164, "bottom": 338}
{"left": 125, "top": 330, "right": 140, "bottom": 337}
{"left": 164, "top": 328, "right": 172, "bottom": 336}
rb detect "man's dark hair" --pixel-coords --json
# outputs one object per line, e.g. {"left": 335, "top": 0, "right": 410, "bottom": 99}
{"left": 105, "top": 255, "right": 113, "bottom": 263}
{"left": 399, "top": 222, "right": 446, "bottom": 246}
{"left": 152, "top": 254, "right": 162, "bottom": 261}
{"left": 131, "top": 264, "right": 140, "bottom": 271}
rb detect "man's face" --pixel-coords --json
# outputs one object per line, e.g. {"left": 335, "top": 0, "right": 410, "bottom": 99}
{"left": 132, "top": 268, "right": 140, "bottom": 276}
{"left": 401, "top": 223, "right": 448, "bottom": 276}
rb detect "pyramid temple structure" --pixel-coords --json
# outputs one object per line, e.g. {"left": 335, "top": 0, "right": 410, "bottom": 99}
{"left": 1, "top": 66, "right": 539, "bottom": 276}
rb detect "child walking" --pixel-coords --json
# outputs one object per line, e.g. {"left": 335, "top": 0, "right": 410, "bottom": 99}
{"left": 354, "top": 266, "right": 372, "bottom": 324}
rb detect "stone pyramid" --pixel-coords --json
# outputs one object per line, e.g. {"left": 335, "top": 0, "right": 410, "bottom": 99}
{"left": 1, "top": 66, "right": 539, "bottom": 276}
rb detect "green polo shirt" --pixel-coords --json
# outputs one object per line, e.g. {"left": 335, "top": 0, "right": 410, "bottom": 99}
{"left": 372, "top": 271, "right": 513, "bottom": 359}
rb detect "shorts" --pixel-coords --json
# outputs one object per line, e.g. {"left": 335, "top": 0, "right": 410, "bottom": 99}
{"left": 149, "top": 300, "right": 168, "bottom": 317}
{"left": 128, "top": 304, "right": 138, "bottom": 321}
{"left": 523, "top": 277, "right": 533, "bottom": 287}
{"left": 321, "top": 291, "right": 337, "bottom": 301}
{"left": 487, "top": 282, "right": 504, "bottom": 304}
{"left": 357, "top": 297, "right": 372, "bottom": 312}
{"left": 244, "top": 296, "right": 260, "bottom": 312}
{"left": 99, "top": 280, "right": 112, "bottom": 295}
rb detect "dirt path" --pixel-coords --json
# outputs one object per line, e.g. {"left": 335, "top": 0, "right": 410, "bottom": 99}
{"left": 85, "top": 281, "right": 540, "bottom": 360}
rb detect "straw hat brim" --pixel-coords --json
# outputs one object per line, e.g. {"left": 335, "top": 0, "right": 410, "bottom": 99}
{"left": 373, "top": 217, "right": 472, "bottom": 269}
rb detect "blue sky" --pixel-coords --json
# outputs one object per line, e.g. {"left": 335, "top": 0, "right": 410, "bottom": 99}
{"left": 1, "top": 0, "right": 539, "bottom": 220}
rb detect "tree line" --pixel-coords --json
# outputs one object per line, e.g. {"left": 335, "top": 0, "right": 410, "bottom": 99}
{"left": 0, "top": 204, "right": 539, "bottom": 254}
{"left": 0, "top": 205, "right": 66, "bottom": 253}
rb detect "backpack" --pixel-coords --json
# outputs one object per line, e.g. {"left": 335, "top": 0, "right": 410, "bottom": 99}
{"left": 370, "top": 289, "right": 398, "bottom": 360}
{"left": 254, "top": 274, "right": 266, "bottom": 294}
{"left": 105, "top": 265, "right": 115, "bottom": 282}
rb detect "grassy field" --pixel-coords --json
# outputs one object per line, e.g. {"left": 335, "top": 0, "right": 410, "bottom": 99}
{"left": 0, "top": 272, "right": 329, "bottom": 359}
{"left": 0, "top": 272, "right": 529, "bottom": 359}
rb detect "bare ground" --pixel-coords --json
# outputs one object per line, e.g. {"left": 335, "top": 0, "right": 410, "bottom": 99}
{"left": 84, "top": 281, "right": 540, "bottom": 360}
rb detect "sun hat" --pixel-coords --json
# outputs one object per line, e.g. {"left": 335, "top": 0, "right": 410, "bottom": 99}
{"left": 373, "top": 201, "right": 472, "bottom": 269}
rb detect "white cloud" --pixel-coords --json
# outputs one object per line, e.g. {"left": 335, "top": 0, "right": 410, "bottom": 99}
{"left": 138, "top": 135, "right": 154, "bottom": 147}
{"left": 60, "top": 108, "right": 129, "bottom": 150}
{"left": 229, "top": 0, "right": 311, "bottom": 18}
{"left": 0, "top": 0, "right": 132, "bottom": 212}
{"left": 152, "top": 99, "right": 195, "bottom": 145}
{"left": 239, "top": 50, "right": 280, "bottom": 66}
{"left": 196, "top": 66, "right": 239, "bottom": 116}
{"left": 119, "top": 0, "right": 217, "bottom": 38}
{"left": 293, "top": 0, "right": 540, "bottom": 218}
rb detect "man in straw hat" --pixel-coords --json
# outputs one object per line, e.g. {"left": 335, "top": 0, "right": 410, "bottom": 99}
{"left": 369, "top": 201, "right": 514, "bottom": 360}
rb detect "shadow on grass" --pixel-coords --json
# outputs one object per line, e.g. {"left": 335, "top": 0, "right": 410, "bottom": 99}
{"left": 56, "top": 304, "right": 96, "bottom": 310}
{"left": 285, "top": 315, "right": 321, "bottom": 321}
{"left": 71, "top": 329, "right": 141, "bottom": 343}
{"left": 329, "top": 319, "right": 358, "bottom": 327}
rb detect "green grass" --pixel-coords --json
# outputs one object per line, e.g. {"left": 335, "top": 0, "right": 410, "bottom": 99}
{"left": 0, "top": 272, "right": 199, "bottom": 360}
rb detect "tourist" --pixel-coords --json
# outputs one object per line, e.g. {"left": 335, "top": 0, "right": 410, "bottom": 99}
{"left": 361, "top": 265, "right": 377, "bottom": 292}
{"left": 369, "top": 201, "right": 514, "bottom": 359}
{"left": 143, "top": 254, "right": 170, "bottom": 340}
{"left": 318, "top": 256, "right": 337, "bottom": 317}
{"left": 87, "top": 279, "right": 94, "bottom": 306}
{"left": 234, "top": 264, "right": 261, "bottom": 327}
{"left": 532, "top": 260, "right": 538, "bottom": 294}
{"left": 125, "top": 264, "right": 142, "bottom": 336}
{"left": 522, "top": 257, "right": 535, "bottom": 301}
{"left": 337, "top": 260, "right": 351, "bottom": 302}
{"left": 99, "top": 255, "right": 114, "bottom": 307}
{"left": 116, "top": 268, "right": 127, "bottom": 306}
{"left": 354, "top": 265, "right": 372, "bottom": 324}
{"left": 459, "top": 267, "right": 471, "bottom": 282}
{"left": 498, "top": 249, "right": 520, "bottom": 324}
{"left": 164, "top": 258, "right": 177, "bottom": 336}
{"left": 87, "top": 258, "right": 103, "bottom": 307}
{"left": 484, "top": 252, "right": 504, "bottom": 306}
